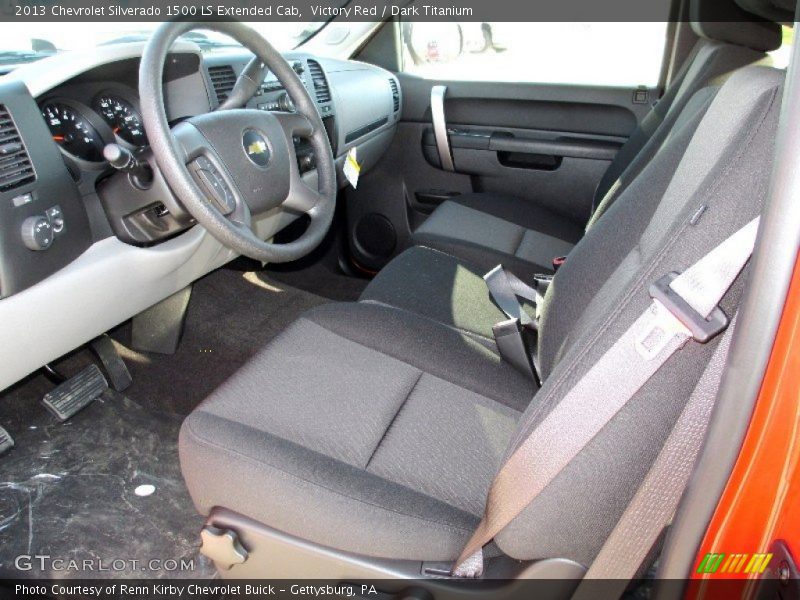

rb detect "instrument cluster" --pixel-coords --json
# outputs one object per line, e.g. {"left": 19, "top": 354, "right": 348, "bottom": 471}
{"left": 39, "top": 88, "right": 148, "bottom": 165}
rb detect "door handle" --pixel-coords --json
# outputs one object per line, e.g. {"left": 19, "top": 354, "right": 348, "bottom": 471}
{"left": 431, "top": 85, "right": 455, "bottom": 172}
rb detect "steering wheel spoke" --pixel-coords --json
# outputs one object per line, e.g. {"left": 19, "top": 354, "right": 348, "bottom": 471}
{"left": 275, "top": 111, "right": 315, "bottom": 139}
{"left": 284, "top": 174, "right": 322, "bottom": 214}
{"left": 271, "top": 111, "right": 324, "bottom": 214}
{"left": 170, "top": 120, "right": 244, "bottom": 218}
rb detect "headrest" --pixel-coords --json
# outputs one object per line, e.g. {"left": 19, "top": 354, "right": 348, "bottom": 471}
{"left": 735, "top": 0, "right": 796, "bottom": 23}
{"left": 691, "top": 0, "right": 783, "bottom": 51}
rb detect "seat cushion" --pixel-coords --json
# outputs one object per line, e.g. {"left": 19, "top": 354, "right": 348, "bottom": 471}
{"left": 361, "top": 245, "right": 535, "bottom": 344}
{"left": 412, "top": 195, "right": 581, "bottom": 277}
{"left": 442, "top": 193, "right": 586, "bottom": 240}
{"left": 180, "top": 302, "right": 533, "bottom": 561}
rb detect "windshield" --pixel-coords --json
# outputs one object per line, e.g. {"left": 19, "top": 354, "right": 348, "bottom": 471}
{"left": 0, "top": 22, "right": 329, "bottom": 63}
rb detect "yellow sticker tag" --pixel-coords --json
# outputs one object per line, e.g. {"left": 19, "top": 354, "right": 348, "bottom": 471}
{"left": 344, "top": 147, "right": 361, "bottom": 188}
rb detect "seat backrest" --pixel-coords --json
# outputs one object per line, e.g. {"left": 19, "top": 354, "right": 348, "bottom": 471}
{"left": 589, "top": 10, "right": 780, "bottom": 222}
{"left": 589, "top": 39, "right": 771, "bottom": 225}
{"left": 497, "top": 66, "right": 784, "bottom": 567}
{"left": 536, "top": 85, "right": 718, "bottom": 379}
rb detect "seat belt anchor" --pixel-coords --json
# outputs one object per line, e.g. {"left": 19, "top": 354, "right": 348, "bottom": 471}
{"left": 493, "top": 318, "right": 538, "bottom": 382}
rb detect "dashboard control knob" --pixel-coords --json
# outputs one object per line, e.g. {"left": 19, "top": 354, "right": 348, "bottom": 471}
{"left": 299, "top": 154, "right": 314, "bottom": 172}
{"left": 21, "top": 216, "right": 54, "bottom": 251}
{"left": 45, "top": 205, "right": 65, "bottom": 234}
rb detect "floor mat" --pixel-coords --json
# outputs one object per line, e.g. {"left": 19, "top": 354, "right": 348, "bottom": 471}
{"left": 111, "top": 268, "right": 328, "bottom": 416}
{"left": 0, "top": 382, "right": 216, "bottom": 579}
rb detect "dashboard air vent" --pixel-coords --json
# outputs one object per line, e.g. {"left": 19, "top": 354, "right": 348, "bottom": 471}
{"left": 389, "top": 78, "right": 400, "bottom": 112}
{"left": 307, "top": 60, "right": 331, "bottom": 103}
{"left": 208, "top": 65, "right": 237, "bottom": 103}
{"left": 0, "top": 105, "right": 35, "bottom": 193}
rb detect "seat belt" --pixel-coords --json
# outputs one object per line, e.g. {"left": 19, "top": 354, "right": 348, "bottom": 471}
{"left": 571, "top": 315, "right": 736, "bottom": 598}
{"left": 452, "top": 217, "right": 760, "bottom": 578}
{"left": 484, "top": 266, "right": 551, "bottom": 381}
{"left": 483, "top": 265, "right": 546, "bottom": 329}
{"left": 492, "top": 318, "right": 538, "bottom": 382}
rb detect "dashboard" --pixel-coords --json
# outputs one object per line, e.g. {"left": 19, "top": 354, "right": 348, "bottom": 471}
{"left": 0, "top": 39, "right": 401, "bottom": 392}
{"left": 42, "top": 89, "right": 146, "bottom": 163}
{"left": 34, "top": 52, "right": 207, "bottom": 178}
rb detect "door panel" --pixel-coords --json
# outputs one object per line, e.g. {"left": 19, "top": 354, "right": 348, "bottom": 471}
{"left": 345, "top": 73, "right": 658, "bottom": 272}
{"left": 400, "top": 76, "right": 646, "bottom": 134}
{"left": 419, "top": 124, "right": 624, "bottom": 223}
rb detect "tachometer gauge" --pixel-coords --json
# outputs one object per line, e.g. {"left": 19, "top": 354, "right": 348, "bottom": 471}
{"left": 93, "top": 94, "right": 147, "bottom": 147}
{"left": 41, "top": 102, "right": 105, "bottom": 162}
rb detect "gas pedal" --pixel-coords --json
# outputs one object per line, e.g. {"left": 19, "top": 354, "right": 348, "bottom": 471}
{"left": 0, "top": 425, "right": 13, "bottom": 455}
{"left": 42, "top": 364, "right": 108, "bottom": 422}
{"left": 90, "top": 334, "right": 132, "bottom": 392}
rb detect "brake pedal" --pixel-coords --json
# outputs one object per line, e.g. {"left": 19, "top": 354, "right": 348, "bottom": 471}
{"left": 0, "top": 426, "right": 13, "bottom": 455}
{"left": 42, "top": 364, "right": 108, "bottom": 422}
{"left": 90, "top": 334, "right": 132, "bottom": 392}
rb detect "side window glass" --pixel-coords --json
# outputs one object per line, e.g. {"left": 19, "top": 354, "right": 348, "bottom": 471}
{"left": 400, "top": 22, "right": 669, "bottom": 87}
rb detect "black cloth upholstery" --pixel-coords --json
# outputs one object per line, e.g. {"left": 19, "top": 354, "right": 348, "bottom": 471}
{"left": 735, "top": 0, "right": 796, "bottom": 22}
{"left": 361, "top": 245, "right": 536, "bottom": 343}
{"left": 180, "top": 302, "right": 535, "bottom": 560}
{"left": 442, "top": 193, "right": 585, "bottom": 242}
{"left": 499, "top": 66, "right": 782, "bottom": 563}
{"left": 367, "top": 86, "right": 718, "bottom": 343}
{"left": 181, "top": 67, "right": 784, "bottom": 567}
{"left": 413, "top": 199, "right": 579, "bottom": 277}
{"left": 691, "top": 0, "right": 783, "bottom": 50}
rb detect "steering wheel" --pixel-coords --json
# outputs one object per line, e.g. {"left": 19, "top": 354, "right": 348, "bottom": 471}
{"left": 139, "top": 21, "right": 336, "bottom": 263}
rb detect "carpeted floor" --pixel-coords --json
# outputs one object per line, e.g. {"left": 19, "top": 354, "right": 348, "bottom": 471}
{"left": 266, "top": 258, "right": 370, "bottom": 302}
{"left": 110, "top": 268, "right": 328, "bottom": 416}
{"left": 0, "top": 267, "right": 330, "bottom": 580}
{"left": 0, "top": 383, "right": 217, "bottom": 579}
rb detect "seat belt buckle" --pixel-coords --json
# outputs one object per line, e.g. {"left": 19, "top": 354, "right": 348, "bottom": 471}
{"left": 534, "top": 273, "right": 553, "bottom": 289}
{"left": 552, "top": 256, "right": 567, "bottom": 271}
{"left": 649, "top": 272, "right": 729, "bottom": 343}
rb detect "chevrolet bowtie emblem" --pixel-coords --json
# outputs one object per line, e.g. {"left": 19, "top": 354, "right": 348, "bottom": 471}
{"left": 247, "top": 140, "right": 268, "bottom": 155}
{"left": 242, "top": 130, "right": 270, "bottom": 167}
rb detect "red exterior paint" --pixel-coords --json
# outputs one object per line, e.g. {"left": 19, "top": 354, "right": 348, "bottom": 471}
{"left": 690, "top": 251, "right": 800, "bottom": 595}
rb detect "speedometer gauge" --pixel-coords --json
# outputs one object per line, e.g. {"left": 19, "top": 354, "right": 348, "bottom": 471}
{"left": 41, "top": 102, "right": 105, "bottom": 162}
{"left": 93, "top": 95, "right": 147, "bottom": 147}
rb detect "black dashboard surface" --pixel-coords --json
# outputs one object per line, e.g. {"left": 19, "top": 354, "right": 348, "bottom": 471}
{"left": 0, "top": 80, "right": 92, "bottom": 297}
{"left": 0, "top": 46, "right": 400, "bottom": 298}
